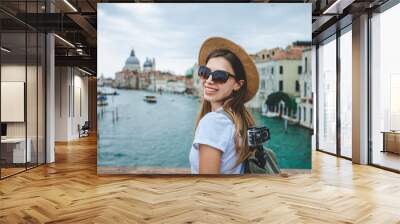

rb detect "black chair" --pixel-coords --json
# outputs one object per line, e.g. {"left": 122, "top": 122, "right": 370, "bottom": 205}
{"left": 79, "top": 121, "right": 90, "bottom": 138}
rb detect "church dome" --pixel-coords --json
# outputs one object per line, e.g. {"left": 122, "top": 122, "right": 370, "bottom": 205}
{"left": 124, "top": 49, "right": 141, "bottom": 72}
{"left": 143, "top": 58, "right": 153, "bottom": 68}
{"left": 125, "top": 49, "right": 140, "bottom": 65}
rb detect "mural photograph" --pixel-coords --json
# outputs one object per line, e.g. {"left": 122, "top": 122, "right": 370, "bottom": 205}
{"left": 97, "top": 3, "right": 312, "bottom": 174}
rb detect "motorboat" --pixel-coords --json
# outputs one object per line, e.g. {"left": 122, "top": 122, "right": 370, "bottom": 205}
{"left": 97, "top": 95, "right": 108, "bottom": 106}
{"left": 143, "top": 95, "right": 157, "bottom": 103}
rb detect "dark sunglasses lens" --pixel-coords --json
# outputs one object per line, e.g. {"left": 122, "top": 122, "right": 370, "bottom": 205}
{"left": 211, "top": 71, "right": 229, "bottom": 83}
{"left": 198, "top": 66, "right": 210, "bottom": 78}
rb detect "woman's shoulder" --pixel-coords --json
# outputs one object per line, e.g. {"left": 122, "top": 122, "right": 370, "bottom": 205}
{"left": 194, "top": 110, "right": 235, "bottom": 152}
{"left": 199, "top": 110, "right": 234, "bottom": 127}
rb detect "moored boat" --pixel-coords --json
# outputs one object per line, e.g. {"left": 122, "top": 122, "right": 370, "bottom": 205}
{"left": 143, "top": 95, "right": 157, "bottom": 103}
{"left": 97, "top": 95, "right": 108, "bottom": 106}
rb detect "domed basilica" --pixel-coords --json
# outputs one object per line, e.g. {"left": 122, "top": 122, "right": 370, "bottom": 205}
{"left": 115, "top": 48, "right": 157, "bottom": 89}
{"left": 122, "top": 49, "right": 155, "bottom": 72}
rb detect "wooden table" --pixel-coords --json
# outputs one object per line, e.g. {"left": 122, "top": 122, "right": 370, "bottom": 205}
{"left": 381, "top": 131, "right": 400, "bottom": 154}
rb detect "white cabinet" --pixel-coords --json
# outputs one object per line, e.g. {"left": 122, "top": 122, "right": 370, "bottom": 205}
{"left": 1, "top": 138, "right": 32, "bottom": 163}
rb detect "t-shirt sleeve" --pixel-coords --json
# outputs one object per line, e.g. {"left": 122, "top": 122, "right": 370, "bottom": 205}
{"left": 193, "top": 112, "right": 234, "bottom": 153}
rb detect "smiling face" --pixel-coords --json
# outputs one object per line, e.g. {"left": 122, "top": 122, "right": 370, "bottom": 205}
{"left": 201, "top": 57, "right": 243, "bottom": 110}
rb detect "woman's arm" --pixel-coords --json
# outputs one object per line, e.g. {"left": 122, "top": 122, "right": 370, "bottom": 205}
{"left": 199, "top": 144, "right": 222, "bottom": 174}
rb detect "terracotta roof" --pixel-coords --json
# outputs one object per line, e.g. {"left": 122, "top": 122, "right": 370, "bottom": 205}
{"left": 254, "top": 47, "right": 285, "bottom": 62}
{"left": 270, "top": 46, "right": 303, "bottom": 60}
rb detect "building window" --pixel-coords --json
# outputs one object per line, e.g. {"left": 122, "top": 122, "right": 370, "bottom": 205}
{"left": 340, "top": 29, "right": 353, "bottom": 158}
{"left": 279, "top": 80, "right": 283, "bottom": 91}
{"left": 295, "top": 80, "right": 300, "bottom": 92}
{"left": 318, "top": 36, "right": 337, "bottom": 155}
{"left": 279, "top": 66, "right": 283, "bottom": 74}
{"left": 298, "top": 66, "right": 302, "bottom": 74}
{"left": 304, "top": 82, "right": 307, "bottom": 96}
{"left": 271, "top": 67, "right": 274, "bottom": 74}
{"left": 370, "top": 6, "right": 400, "bottom": 171}
{"left": 304, "top": 57, "right": 308, "bottom": 73}
{"left": 304, "top": 107, "right": 307, "bottom": 122}
{"left": 261, "top": 80, "right": 266, "bottom": 90}
{"left": 310, "top": 108, "right": 313, "bottom": 125}
{"left": 261, "top": 67, "right": 266, "bottom": 76}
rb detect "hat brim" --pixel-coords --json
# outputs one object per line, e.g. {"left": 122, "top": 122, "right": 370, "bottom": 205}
{"left": 198, "top": 37, "right": 259, "bottom": 102}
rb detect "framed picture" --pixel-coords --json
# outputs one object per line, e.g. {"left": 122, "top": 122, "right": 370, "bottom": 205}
{"left": 97, "top": 3, "right": 312, "bottom": 175}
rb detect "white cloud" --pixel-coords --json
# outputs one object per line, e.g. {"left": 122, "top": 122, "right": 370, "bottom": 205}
{"left": 98, "top": 3, "right": 311, "bottom": 78}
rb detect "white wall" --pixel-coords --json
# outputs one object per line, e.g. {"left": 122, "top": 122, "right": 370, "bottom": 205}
{"left": 55, "top": 66, "right": 69, "bottom": 141}
{"left": 72, "top": 73, "right": 89, "bottom": 138}
{"left": 55, "top": 67, "right": 89, "bottom": 141}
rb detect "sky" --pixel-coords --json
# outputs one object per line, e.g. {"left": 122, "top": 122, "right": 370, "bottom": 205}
{"left": 97, "top": 3, "right": 311, "bottom": 78}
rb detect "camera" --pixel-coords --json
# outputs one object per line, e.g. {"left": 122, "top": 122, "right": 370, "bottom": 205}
{"left": 245, "top": 126, "right": 280, "bottom": 174}
{"left": 247, "top": 126, "right": 270, "bottom": 147}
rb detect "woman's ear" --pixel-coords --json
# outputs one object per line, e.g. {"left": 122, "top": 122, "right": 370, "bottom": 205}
{"left": 233, "top": 80, "right": 245, "bottom": 91}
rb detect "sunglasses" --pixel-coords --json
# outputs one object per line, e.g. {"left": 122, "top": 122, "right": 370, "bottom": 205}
{"left": 198, "top": 65, "right": 237, "bottom": 83}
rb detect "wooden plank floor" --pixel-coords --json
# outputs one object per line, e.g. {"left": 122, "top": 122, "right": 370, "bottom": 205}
{"left": 1, "top": 135, "right": 400, "bottom": 223}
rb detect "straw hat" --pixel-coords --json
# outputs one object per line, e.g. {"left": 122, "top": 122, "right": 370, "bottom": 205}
{"left": 198, "top": 37, "right": 259, "bottom": 102}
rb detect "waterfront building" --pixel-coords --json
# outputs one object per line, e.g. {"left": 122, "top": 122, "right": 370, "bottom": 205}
{"left": 114, "top": 70, "right": 152, "bottom": 90}
{"left": 273, "top": 46, "right": 303, "bottom": 121}
{"left": 298, "top": 47, "right": 313, "bottom": 129}
{"left": 250, "top": 45, "right": 304, "bottom": 121}
{"left": 113, "top": 49, "right": 193, "bottom": 93}
{"left": 153, "top": 71, "right": 185, "bottom": 93}
{"left": 98, "top": 73, "right": 105, "bottom": 87}
{"left": 114, "top": 70, "right": 129, "bottom": 88}
{"left": 271, "top": 45, "right": 303, "bottom": 98}
{"left": 155, "top": 79, "right": 168, "bottom": 92}
{"left": 114, "top": 49, "right": 153, "bottom": 90}
{"left": 103, "top": 78, "right": 114, "bottom": 87}
{"left": 184, "top": 67, "right": 195, "bottom": 95}
{"left": 184, "top": 64, "right": 200, "bottom": 96}
{"left": 248, "top": 52, "right": 278, "bottom": 111}
{"left": 165, "top": 80, "right": 186, "bottom": 93}
{"left": 191, "top": 64, "right": 201, "bottom": 96}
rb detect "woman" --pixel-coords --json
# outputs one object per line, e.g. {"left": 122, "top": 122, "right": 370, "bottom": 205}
{"left": 189, "top": 37, "right": 259, "bottom": 174}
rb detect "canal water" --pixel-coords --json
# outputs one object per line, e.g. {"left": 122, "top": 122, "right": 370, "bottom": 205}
{"left": 98, "top": 88, "right": 311, "bottom": 169}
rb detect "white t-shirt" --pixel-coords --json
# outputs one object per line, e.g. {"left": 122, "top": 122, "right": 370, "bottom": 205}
{"left": 189, "top": 107, "right": 244, "bottom": 174}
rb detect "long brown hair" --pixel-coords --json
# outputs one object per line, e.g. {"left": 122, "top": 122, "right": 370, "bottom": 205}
{"left": 195, "top": 49, "right": 256, "bottom": 168}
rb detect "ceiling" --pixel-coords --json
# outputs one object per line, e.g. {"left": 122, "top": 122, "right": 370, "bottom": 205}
{"left": 310, "top": 0, "right": 389, "bottom": 43}
{"left": 0, "top": 0, "right": 393, "bottom": 76}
